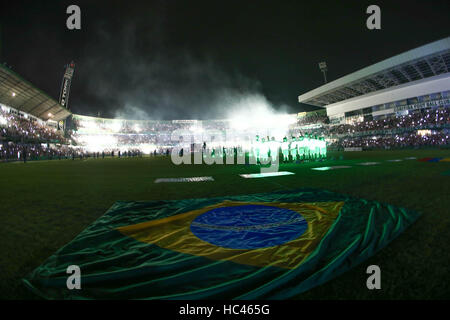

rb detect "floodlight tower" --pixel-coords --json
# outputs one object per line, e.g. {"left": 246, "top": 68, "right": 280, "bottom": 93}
{"left": 319, "top": 61, "right": 328, "bottom": 84}
{"left": 58, "top": 61, "right": 75, "bottom": 132}
{"left": 59, "top": 61, "right": 75, "bottom": 110}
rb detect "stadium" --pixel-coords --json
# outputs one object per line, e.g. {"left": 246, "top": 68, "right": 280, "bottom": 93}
{"left": 0, "top": 2, "right": 449, "bottom": 304}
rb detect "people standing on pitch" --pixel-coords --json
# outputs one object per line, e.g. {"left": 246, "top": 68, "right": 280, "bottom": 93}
{"left": 290, "top": 136, "right": 298, "bottom": 162}
{"left": 319, "top": 137, "right": 327, "bottom": 159}
{"left": 268, "top": 137, "right": 278, "bottom": 163}
{"left": 297, "top": 135, "right": 305, "bottom": 161}
{"left": 259, "top": 137, "right": 269, "bottom": 164}
{"left": 253, "top": 135, "right": 261, "bottom": 163}
{"left": 308, "top": 135, "right": 315, "bottom": 159}
{"left": 304, "top": 133, "right": 312, "bottom": 160}
{"left": 313, "top": 135, "right": 320, "bottom": 159}
{"left": 281, "top": 137, "right": 289, "bottom": 162}
{"left": 236, "top": 146, "right": 242, "bottom": 159}
{"left": 216, "top": 145, "right": 223, "bottom": 159}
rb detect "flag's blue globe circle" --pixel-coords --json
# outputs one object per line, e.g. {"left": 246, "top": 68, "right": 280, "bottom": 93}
{"left": 190, "top": 205, "right": 308, "bottom": 249}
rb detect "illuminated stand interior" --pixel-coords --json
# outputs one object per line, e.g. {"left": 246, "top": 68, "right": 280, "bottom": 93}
{"left": 71, "top": 113, "right": 328, "bottom": 161}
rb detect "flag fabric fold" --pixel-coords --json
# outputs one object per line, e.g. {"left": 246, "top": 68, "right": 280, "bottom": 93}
{"left": 23, "top": 188, "right": 420, "bottom": 299}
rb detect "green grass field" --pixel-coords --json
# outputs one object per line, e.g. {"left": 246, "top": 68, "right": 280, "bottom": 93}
{"left": 1, "top": 149, "right": 450, "bottom": 299}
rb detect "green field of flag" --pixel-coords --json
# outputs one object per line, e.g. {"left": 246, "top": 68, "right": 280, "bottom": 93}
{"left": 23, "top": 188, "right": 420, "bottom": 299}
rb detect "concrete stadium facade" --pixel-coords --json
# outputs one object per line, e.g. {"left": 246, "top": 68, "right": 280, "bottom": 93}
{"left": 298, "top": 37, "right": 450, "bottom": 125}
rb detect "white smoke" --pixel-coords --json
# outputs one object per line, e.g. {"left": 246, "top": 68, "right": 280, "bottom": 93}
{"left": 75, "top": 17, "right": 296, "bottom": 121}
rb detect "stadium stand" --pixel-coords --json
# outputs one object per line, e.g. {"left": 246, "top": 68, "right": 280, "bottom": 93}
{"left": 0, "top": 63, "right": 71, "bottom": 122}
{"left": 0, "top": 105, "right": 73, "bottom": 161}
{"left": 0, "top": 63, "right": 74, "bottom": 161}
{"left": 0, "top": 38, "right": 449, "bottom": 161}
{"left": 297, "top": 37, "right": 450, "bottom": 151}
{"left": 2, "top": 101, "right": 448, "bottom": 161}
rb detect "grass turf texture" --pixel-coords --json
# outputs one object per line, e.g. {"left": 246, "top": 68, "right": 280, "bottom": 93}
{"left": 1, "top": 149, "right": 450, "bottom": 300}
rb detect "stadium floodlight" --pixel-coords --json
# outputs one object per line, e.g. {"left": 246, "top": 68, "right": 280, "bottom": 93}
{"left": 190, "top": 126, "right": 204, "bottom": 134}
{"left": 140, "top": 144, "right": 157, "bottom": 155}
{"left": 11, "top": 92, "right": 16, "bottom": 97}
{"left": 77, "top": 134, "right": 118, "bottom": 152}
{"left": 48, "top": 113, "right": 53, "bottom": 117}
{"left": 318, "top": 61, "right": 328, "bottom": 84}
{"left": 108, "top": 121, "right": 123, "bottom": 133}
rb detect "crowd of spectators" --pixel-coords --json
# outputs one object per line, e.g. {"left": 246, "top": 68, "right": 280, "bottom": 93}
{"left": 321, "top": 107, "right": 449, "bottom": 150}
{"left": 295, "top": 112, "right": 329, "bottom": 126}
{"left": 1, "top": 104, "right": 449, "bottom": 162}
{"left": 329, "top": 132, "right": 449, "bottom": 150}
{"left": 70, "top": 107, "right": 450, "bottom": 153}
{"left": 327, "top": 107, "right": 449, "bottom": 136}
{"left": 0, "top": 108, "right": 72, "bottom": 161}
{"left": 72, "top": 117, "right": 212, "bottom": 135}
{"left": 0, "top": 108, "right": 68, "bottom": 143}
{"left": 0, "top": 141, "right": 75, "bottom": 161}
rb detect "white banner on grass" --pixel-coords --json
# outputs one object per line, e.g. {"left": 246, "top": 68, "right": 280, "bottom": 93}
{"left": 311, "top": 166, "right": 352, "bottom": 171}
{"left": 358, "top": 162, "right": 381, "bottom": 166}
{"left": 344, "top": 147, "right": 362, "bottom": 152}
{"left": 154, "top": 176, "right": 214, "bottom": 183}
{"left": 240, "top": 171, "right": 294, "bottom": 179}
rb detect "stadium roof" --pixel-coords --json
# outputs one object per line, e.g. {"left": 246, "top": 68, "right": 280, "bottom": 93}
{"left": 298, "top": 37, "right": 450, "bottom": 107}
{"left": 0, "top": 64, "right": 71, "bottom": 122}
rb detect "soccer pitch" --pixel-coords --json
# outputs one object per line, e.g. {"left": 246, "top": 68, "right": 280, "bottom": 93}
{"left": 1, "top": 149, "right": 450, "bottom": 299}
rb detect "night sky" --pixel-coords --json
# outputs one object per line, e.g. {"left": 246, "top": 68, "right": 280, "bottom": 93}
{"left": 1, "top": 0, "right": 449, "bottom": 120}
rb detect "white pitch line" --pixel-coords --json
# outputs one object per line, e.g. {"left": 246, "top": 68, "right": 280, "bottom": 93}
{"left": 240, "top": 171, "right": 295, "bottom": 178}
{"left": 357, "top": 162, "right": 381, "bottom": 166}
{"left": 154, "top": 176, "right": 214, "bottom": 183}
{"left": 311, "top": 166, "right": 352, "bottom": 171}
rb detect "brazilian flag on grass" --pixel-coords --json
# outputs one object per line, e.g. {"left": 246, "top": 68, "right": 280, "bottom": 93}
{"left": 23, "top": 189, "right": 420, "bottom": 299}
